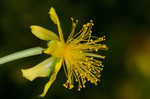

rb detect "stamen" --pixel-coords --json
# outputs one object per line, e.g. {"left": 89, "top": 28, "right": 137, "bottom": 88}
{"left": 67, "top": 17, "right": 79, "bottom": 43}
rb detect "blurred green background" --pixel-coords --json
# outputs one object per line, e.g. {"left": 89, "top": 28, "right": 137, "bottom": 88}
{"left": 0, "top": 0, "right": 150, "bottom": 99}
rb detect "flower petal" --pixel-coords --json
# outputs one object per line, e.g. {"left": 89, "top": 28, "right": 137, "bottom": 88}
{"left": 21, "top": 57, "right": 56, "bottom": 81}
{"left": 48, "top": 7, "right": 59, "bottom": 25}
{"left": 40, "top": 58, "right": 63, "bottom": 97}
{"left": 30, "top": 25, "right": 59, "bottom": 41}
{"left": 49, "top": 7, "right": 64, "bottom": 42}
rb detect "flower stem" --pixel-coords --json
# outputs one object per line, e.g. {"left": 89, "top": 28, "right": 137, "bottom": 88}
{"left": 0, "top": 47, "right": 44, "bottom": 65}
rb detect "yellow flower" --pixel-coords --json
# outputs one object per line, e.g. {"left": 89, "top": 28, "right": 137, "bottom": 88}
{"left": 21, "top": 7, "right": 108, "bottom": 97}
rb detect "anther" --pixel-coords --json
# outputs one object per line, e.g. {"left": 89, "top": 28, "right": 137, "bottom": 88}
{"left": 83, "top": 24, "right": 87, "bottom": 28}
{"left": 95, "top": 49, "right": 98, "bottom": 52}
{"left": 87, "top": 23, "right": 90, "bottom": 26}
{"left": 75, "top": 19, "right": 79, "bottom": 23}
{"left": 90, "top": 20, "right": 93, "bottom": 23}
{"left": 71, "top": 17, "right": 74, "bottom": 21}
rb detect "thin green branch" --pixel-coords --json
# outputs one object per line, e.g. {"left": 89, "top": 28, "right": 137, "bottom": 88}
{"left": 0, "top": 47, "right": 44, "bottom": 65}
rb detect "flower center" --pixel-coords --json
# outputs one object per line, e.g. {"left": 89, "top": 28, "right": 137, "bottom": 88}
{"left": 44, "top": 40, "right": 69, "bottom": 58}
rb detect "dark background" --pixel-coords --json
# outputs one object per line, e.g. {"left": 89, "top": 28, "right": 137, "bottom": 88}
{"left": 0, "top": 0, "right": 150, "bottom": 99}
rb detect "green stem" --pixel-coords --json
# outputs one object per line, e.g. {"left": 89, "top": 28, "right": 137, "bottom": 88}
{"left": 0, "top": 47, "right": 44, "bottom": 65}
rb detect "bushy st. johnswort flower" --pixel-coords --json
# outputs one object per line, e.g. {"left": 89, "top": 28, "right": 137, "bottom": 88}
{"left": 0, "top": 7, "right": 108, "bottom": 97}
